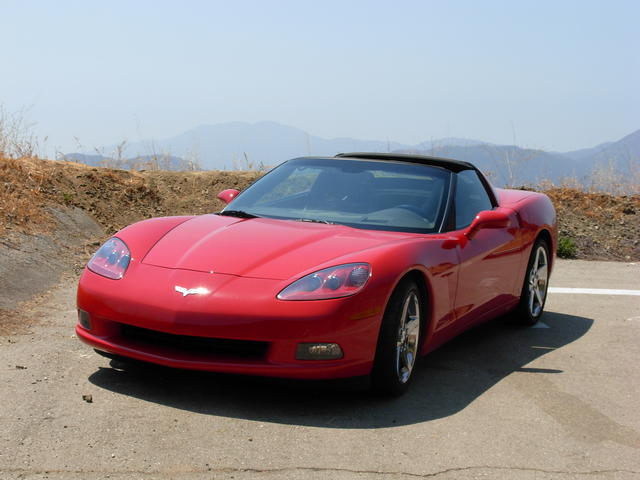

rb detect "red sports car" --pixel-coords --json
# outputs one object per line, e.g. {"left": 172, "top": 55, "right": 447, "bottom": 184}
{"left": 76, "top": 153, "right": 556, "bottom": 395}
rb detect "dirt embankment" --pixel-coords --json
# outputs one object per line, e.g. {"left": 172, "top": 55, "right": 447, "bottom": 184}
{"left": 542, "top": 188, "right": 639, "bottom": 261}
{"left": 3, "top": 157, "right": 639, "bottom": 260}
{"left": 3, "top": 157, "right": 639, "bottom": 259}
{"left": 1, "top": 156, "right": 261, "bottom": 237}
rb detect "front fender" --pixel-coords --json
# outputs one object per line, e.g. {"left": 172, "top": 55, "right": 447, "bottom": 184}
{"left": 114, "top": 216, "right": 195, "bottom": 261}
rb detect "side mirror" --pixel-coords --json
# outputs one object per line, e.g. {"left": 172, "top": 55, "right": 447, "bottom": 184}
{"left": 217, "top": 188, "right": 240, "bottom": 205}
{"left": 464, "top": 210, "right": 510, "bottom": 240}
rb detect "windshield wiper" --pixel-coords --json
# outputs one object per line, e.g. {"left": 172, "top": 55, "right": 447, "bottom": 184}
{"left": 294, "top": 218, "right": 334, "bottom": 224}
{"left": 218, "top": 210, "right": 260, "bottom": 219}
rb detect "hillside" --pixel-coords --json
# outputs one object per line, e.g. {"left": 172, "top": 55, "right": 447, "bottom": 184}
{"left": 0, "top": 156, "right": 260, "bottom": 238}
{"left": 2, "top": 156, "right": 638, "bottom": 261}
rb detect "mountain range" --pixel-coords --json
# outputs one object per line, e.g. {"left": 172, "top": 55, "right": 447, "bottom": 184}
{"left": 64, "top": 121, "right": 639, "bottom": 189}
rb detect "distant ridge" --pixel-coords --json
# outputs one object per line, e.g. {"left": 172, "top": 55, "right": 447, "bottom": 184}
{"left": 64, "top": 122, "right": 639, "bottom": 189}
{"left": 109, "top": 121, "right": 408, "bottom": 170}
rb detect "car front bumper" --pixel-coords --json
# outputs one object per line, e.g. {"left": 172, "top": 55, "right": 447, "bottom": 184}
{"left": 76, "top": 265, "right": 386, "bottom": 379}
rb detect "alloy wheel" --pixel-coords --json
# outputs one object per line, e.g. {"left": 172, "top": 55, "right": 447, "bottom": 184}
{"left": 528, "top": 245, "right": 549, "bottom": 318}
{"left": 395, "top": 291, "right": 421, "bottom": 383}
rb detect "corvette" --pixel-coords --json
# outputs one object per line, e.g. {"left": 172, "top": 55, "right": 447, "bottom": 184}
{"left": 76, "top": 152, "right": 557, "bottom": 395}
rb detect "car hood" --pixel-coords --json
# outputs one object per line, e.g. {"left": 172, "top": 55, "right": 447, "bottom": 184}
{"left": 141, "top": 214, "right": 410, "bottom": 280}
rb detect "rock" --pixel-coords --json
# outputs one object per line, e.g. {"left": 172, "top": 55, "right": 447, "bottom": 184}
{"left": 82, "top": 394, "right": 93, "bottom": 403}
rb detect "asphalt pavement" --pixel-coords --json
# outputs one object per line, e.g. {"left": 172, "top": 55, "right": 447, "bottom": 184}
{"left": 1, "top": 259, "right": 639, "bottom": 479}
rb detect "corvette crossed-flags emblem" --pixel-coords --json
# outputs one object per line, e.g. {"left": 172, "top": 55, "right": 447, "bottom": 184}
{"left": 174, "top": 286, "right": 210, "bottom": 297}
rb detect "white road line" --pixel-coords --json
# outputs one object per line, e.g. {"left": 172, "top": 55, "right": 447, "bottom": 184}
{"left": 548, "top": 287, "right": 640, "bottom": 296}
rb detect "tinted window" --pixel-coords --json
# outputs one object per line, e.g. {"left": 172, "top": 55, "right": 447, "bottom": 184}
{"left": 454, "top": 170, "right": 493, "bottom": 229}
{"left": 226, "top": 158, "right": 451, "bottom": 233}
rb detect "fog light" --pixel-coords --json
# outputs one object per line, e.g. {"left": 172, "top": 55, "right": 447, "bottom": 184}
{"left": 78, "top": 309, "right": 91, "bottom": 330}
{"left": 296, "top": 343, "right": 343, "bottom": 360}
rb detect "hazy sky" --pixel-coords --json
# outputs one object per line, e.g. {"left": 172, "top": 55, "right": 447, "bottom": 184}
{"left": 1, "top": 0, "right": 638, "bottom": 155}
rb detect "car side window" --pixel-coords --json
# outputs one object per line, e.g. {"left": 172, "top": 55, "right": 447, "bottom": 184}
{"left": 454, "top": 170, "right": 493, "bottom": 229}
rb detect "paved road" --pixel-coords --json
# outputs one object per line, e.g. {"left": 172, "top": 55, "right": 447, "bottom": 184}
{"left": 1, "top": 260, "right": 639, "bottom": 479}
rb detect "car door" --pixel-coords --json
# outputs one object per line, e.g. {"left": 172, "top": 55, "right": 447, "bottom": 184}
{"left": 449, "top": 170, "right": 523, "bottom": 326}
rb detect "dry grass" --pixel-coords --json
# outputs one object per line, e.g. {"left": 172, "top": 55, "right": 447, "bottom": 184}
{"left": 0, "top": 156, "right": 261, "bottom": 237}
{"left": 0, "top": 156, "right": 55, "bottom": 234}
{"left": 0, "top": 156, "right": 158, "bottom": 235}
{"left": 0, "top": 104, "right": 38, "bottom": 159}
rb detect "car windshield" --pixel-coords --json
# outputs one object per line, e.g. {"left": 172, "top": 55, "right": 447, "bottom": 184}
{"left": 224, "top": 158, "right": 451, "bottom": 233}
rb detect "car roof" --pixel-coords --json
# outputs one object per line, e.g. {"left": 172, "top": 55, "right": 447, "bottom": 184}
{"left": 334, "top": 152, "right": 475, "bottom": 173}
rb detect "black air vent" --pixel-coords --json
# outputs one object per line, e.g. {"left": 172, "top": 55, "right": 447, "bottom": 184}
{"left": 119, "top": 324, "right": 269, "bottom": 359}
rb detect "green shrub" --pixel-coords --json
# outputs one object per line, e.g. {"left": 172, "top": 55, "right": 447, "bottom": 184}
{"left": 557, "top": 236, "right": 577, "bottom": 258}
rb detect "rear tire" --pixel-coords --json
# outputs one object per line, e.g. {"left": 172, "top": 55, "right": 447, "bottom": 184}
{"left": 372, "top": 279, "right": 424, "bottom": 396}
{"left": 513, "top": 239, "right": 550, "bottom": 326}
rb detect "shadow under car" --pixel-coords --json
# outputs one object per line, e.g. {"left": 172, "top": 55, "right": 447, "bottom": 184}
{"left": 87, "top": 311, "right": 592, "bottom": 429}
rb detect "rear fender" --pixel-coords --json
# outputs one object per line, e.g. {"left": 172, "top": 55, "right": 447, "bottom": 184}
{"left": 510, "top": 193, "right": 558, "bottom": 291}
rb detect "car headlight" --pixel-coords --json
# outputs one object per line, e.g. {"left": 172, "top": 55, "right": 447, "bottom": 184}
{"left": 87, "top": 237, "right": 131, "bottom": 280}
{"left": 277, "top": 263, "right": 371, "bottom": 301}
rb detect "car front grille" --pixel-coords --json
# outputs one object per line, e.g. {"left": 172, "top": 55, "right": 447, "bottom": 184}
{"left": 119, "top": 323, "right": 269, "bottom": 360}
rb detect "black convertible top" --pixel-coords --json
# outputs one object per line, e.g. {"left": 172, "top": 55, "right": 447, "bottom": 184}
{"left": 335, "top": 152, "right": 475, "bottom": 173}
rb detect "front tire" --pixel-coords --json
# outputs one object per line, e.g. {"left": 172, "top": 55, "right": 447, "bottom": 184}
{"left": 514, "top": 239, "right": 550, "bottom": 326}
{"left": 372, "top": 280, "right": 423, "bottom": 396}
